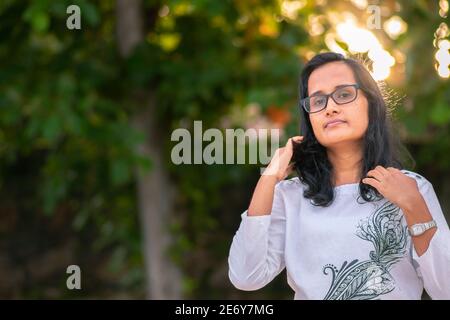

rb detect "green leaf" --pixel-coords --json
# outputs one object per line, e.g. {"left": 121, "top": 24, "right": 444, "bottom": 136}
{"left": 31, "top": 11, "right": 49, "bottom": 32}
{"left": 42, "top": 114, "right": 62, "bottom": 143}
{"left": 110, "top": 158, "right": 131, "bottom": 186}
{"left": 430, "top": 101, "right": 450, "bottom": 125}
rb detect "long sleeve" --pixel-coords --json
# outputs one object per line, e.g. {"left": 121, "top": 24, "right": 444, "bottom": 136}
{"left": 228, "top": 182, "right": 286, "bottom": 291}
{"left": 411, "top": 180, "right": 450, "bottom": 299}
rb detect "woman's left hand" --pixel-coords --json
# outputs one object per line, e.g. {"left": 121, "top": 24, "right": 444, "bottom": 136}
{"left": 362, "top": 166, "right": 420, "bottom": 208}
{"left": 364, "top": 166, "right": 437, "bottom": 256}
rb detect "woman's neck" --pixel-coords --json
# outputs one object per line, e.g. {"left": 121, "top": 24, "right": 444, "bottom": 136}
{"left": 326, "top": 142, "right": 363, "bottom": 186}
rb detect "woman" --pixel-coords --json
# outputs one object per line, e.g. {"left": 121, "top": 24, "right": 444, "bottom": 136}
{"left": 228, "top": 52, "right": 450, "bottom": 300}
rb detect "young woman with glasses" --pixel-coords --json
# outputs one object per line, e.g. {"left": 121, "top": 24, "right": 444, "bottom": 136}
{"left": 228, "top": 52, "right": 450, "bottom": 300}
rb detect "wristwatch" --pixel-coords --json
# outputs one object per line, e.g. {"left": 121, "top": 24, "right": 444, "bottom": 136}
{"left": 408, "top": 220, "right": 437, "bottom": 236}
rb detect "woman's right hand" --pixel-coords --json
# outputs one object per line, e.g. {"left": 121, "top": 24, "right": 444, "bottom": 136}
{"left": 263, "top": 136, "right": 303, "bottom": 182}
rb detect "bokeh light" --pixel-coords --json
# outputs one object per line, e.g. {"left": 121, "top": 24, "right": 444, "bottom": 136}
{"left": 326, "top": 19, "right": 396, "bottom": 80}
{"left": 436, "top": 39, "right": 450, "bottom": 78}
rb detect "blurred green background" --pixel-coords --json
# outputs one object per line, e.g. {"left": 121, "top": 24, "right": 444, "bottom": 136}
{"left": 0, "top": 0, "right": 449, "bottom": 299}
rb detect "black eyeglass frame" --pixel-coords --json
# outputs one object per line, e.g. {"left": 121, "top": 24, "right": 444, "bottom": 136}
{"left": 300, "top": 84, "right": 361, "bottom": 114}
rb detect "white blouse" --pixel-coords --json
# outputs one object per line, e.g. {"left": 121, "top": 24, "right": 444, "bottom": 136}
{"left": 228, "top": 170, "right": 450, "bottom": 299}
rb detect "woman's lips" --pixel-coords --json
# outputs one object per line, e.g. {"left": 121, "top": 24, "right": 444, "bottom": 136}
{"left": 325, "top": 120, "right": 346, "bottom": 128}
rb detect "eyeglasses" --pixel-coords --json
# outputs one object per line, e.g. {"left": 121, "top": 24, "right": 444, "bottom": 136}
{"left": 300, "top": 84, "right": 360, "bottom": 114}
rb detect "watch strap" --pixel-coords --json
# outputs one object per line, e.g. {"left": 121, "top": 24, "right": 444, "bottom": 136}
{"left": 424, "top": 219, "right": 437, "bottom": 230}
{"left": 409, "top": 219, "right": 437, "bottom": 236}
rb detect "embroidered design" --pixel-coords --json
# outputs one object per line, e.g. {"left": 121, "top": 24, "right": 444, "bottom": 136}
{"left": 322, "top": 201, "right": 408, "bottom": 300}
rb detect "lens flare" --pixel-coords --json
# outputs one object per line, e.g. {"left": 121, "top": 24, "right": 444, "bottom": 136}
{"left": 332, "top": 20, "right": 396, "bottom": 80}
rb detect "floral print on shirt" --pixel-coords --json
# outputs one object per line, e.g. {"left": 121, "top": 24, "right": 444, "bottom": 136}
{"left": 322, "top": 200, "right": 408, "bottom": 300}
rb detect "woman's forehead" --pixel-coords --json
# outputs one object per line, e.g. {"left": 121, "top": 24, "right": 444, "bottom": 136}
{"left": 308, "top": 62, "right": 356, "bottom": 95}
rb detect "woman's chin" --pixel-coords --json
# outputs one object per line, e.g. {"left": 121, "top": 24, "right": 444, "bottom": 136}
{"left": 320, "top": 135, "right": 357, "bottom": 147}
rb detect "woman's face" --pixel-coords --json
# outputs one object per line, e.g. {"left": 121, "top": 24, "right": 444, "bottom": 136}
{"left": 307, "top": 61, "right": 369, "bottom": 148}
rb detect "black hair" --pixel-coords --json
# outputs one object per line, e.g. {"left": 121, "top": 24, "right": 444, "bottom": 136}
{"left": 292, "top": 52, "right": 414, "bottom": 206}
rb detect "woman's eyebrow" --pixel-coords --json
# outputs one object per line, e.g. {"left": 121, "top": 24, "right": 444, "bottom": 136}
{"left": 309, "top": 84, "right": 354, "bottom": 96}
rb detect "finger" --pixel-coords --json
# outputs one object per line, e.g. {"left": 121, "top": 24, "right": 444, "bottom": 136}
{"left": 387, "top": 167, "right": 400, "bottom": 174}
{"left": 286, "top": 136, "right": 304, "bottom": 148}
{"left": 285, "top": 138, "right": 293, "bottom": 149}
{"left": 362, "top": 177, "right": 382, "bottom": 190}
{"left": 366, "top": 169, "right": 384, "bottom": 182}
{"left": 374, "top": 165, "right": 389, "bottom": 177}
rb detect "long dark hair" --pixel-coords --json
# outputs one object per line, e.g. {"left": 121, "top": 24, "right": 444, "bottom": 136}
{"left": 292, "top": 52, "right": 414, "bottom": 206}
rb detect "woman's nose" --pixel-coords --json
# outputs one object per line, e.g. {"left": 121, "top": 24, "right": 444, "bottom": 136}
{"left": 325, "top": 97, "right": 340, "bottom": 115}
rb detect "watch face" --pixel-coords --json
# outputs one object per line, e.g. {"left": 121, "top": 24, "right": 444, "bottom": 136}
{"left": 412, "top": 225, "right": 425, "bottom": 235}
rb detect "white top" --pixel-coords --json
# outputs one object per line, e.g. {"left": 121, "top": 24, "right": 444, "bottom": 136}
{"left": 228, "top": 170, "right": 450, "bottom": 300}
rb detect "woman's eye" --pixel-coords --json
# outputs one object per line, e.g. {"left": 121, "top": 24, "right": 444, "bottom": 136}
{"left": 338, "top": 91, "right": 350, "bottom": 98}
{"left": 312, "top": 97, "right": 325, "bottom": 106}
